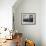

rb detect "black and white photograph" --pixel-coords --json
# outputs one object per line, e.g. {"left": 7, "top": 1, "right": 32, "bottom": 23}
{"left": 21, "top": 13, "right": 36, "bottom": 25}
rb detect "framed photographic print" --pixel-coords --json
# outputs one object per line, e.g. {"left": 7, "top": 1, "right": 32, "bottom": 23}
{"left": 21, "top": 13, "right": 36, "bottom": 25}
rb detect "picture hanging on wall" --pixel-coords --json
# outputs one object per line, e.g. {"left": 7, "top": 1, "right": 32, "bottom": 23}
{"left": 21, "top": 13, "right": 36, "bottom": 25}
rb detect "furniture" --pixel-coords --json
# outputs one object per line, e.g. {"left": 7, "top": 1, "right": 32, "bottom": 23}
{"left": 6, "top": 35, "right": 12, "bottom": 40}
{"left": 13, "top": 33, "right": 23, "bottom": 46}
{"left": 5, "top": 30, "right": 12, "bottom": 40}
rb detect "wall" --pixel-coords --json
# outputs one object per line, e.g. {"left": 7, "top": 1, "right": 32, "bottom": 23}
{"left": 41, "top": 0, "right": 46, "bottom": 46}
{"left": 0, "top": 0, "right": 16, "bottom": 30}
{"left": 13, "top": 0, "right": 41, "bottom": 46}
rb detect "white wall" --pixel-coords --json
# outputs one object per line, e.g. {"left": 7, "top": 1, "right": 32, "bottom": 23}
{"left": 13, "top": 0, "right": 46, "bottom": 46}
{"left": 41, "top": 0, "right": 46, "bottom": 46}
{"left": 0, "top": 0, "right": 16, "bottom": 30}
{"left": 13, "top": 0, "right": 41, "bottom": 46}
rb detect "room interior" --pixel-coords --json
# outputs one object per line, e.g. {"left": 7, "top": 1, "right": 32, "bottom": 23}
{"left": 0, "top": 0, "right": 46, "bottom": 46}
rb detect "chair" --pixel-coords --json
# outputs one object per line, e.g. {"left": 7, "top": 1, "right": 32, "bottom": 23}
{"left": 14, "top": 33, "right": 23, "bottom": 46}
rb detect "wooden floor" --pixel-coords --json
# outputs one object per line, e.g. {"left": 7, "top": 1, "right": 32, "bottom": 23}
{"left": 0, "top": 39, "right": 16, "bottom": 46}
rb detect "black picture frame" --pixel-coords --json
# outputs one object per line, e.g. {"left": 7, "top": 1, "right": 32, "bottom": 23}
{"left": 21, "top": 13, "right": 36, "bottom": 25}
